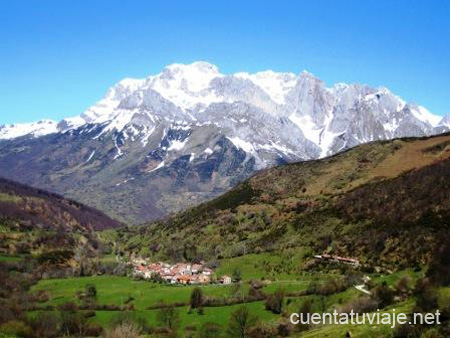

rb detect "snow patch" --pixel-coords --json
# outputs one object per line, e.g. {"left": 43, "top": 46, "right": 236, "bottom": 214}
{"left": 383, "top": 119, "right": 400, "bottom": 133}
{"left": 319, "top": 131, "right": 344, "bottom": 158}
{"left": 86, "top": 150, "right": 96, "bottom": 162}
{"left": 268, "top": 141, "right": 295, "bottom": 155}
{"left": 412, "top": 106, "right": 441, "bottom": 127}
{"left": 235, "top": 70, "right": 296, "bottom": 104}
{"left": 148, "top": 161, "right": 165, "bottom": 173}
{"left": 61, "top": 116, "right": 86, "bottom": 130}
{"left": 115, "top": 177, "right": 135, "bottom": 186}
{"left": 227, "top": 137, "right": 255, "bottom": 153}
{"left": 167, "top": 138, "right": 188, "bottom": 151}
{"left": 289, "top": 114, "right": 322, "bottom": 145}
{"left": 141, "top": 127, "right": 155, "bottom": 147}
{"left": 0, "top": 120, "right": 58, "bottom": 140}
{"left": 113, "top": 137, "right": 123, "bottom": 159}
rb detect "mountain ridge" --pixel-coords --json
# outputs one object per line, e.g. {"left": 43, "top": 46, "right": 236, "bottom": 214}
{"left": 2, "top": 62, "right": 449, "bottom": 150}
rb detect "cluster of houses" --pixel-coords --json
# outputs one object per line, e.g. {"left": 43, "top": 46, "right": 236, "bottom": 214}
{"left": 130, "top": 257, "right": 232, "bottom": 285}
{"left": 314, "top": 254, "right": 360, "bottom": 267}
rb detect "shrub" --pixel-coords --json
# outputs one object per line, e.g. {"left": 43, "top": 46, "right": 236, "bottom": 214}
{"left": 393, "top": 321, "right": 423, "bottom": 338}
{"left": 190, "top": 287, "right": 204, "bottom": 309}
{"left": 265, "top": 290, "right": 284, "bottom": 314}
{"left": 157, "top": 304, "right": 180, "bottom": 330}
{"left": 37, "top": 250, "right": 74, "bottom": 265}
{"left": 226, "top": 305, "right": 256, "bottom": 337}
{"left": 277, "top": 320, "right": 292, "bottom": 337}
{"left": 105, "top": 322, "right": 140, "bottom": 338}
{"left": 248, "top": 284, "right": 265, "bottom": 300}
{"left": 232, "top": 268, "right": 242, "bottom": 283}
{"left": 414, "top": 278, "right": 438, "bottom": 311}
{"left": 198, "top": 321, "right": 222, "bottom": 338}
{"left": 248, "top": 322, "right": 277, "bottom": 337}
{"left": 31, "top": 289, "right": 50, "bottom": 303}
{"left": 295, "top": 299, "right": 313, "bottom": 332}
{"left": 0, "top": 320, "right": 33, "bottom": 338}
{"left": 59, "top": 309, "right": 88, "bottom": 336}
{"left": 299, "top": 299, "right": 312, "bottom": 317}
{"left": 111, "top": 311, "right": 152, "bottom": 334}
{"left": 84, "top": 310, "right": 96, "bottom": 318}
{"left": 394, "top": 276, "right": 411, "bottom": 294}
{"left": 339, "top": 297, "right": 378, "bottom": 314}
{"left": 85, "top": 283, "right": 97, "bottom": 299}
{"left": 28, "top": 311, "right": 60, "bottom": 337}
{"left": 372, "top": 282, "right": 394, "bottom": 308}
{"left": 426, "top": 240, "right": 450, "bottom": 286}
{"left": 420, "top": 328, "right": 446, "bottom": 338}
{"left": 84, "top": 322, "right": 103, "bottom": 337}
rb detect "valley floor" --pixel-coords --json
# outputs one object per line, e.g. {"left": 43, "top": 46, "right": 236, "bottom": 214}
{"left": 21, "top": 253, "right": 444, "bottom": 337}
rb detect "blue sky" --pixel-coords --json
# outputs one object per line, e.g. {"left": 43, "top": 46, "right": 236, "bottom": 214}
{"left": 0, "top": 0, "right": 449, "bottom": 125}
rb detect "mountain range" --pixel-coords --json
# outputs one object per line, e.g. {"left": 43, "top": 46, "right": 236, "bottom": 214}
{"left": 0, "top": 61, "right": 449, "bottom": 223}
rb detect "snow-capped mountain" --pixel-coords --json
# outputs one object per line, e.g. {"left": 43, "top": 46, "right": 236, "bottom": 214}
{"left": 2, "top": 61, "right": 447, "bottom": 156}
{"left": 434, "top": 114, "right": 450, "bottom": 134}
{"left": 0, "top": 61, "right": 448, "bottom": 223}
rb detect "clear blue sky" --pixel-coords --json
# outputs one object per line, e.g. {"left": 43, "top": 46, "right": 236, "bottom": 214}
{"left": 0, "top": 0, "right": 449, "bottom": 124}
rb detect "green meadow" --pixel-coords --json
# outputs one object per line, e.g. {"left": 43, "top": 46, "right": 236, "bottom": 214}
{"left": 93, "top": 302, "right": 277, "bottom": 330}
{"left": 27, "top": 252, "right": 431, "bottom": 336}
{"left": 33, "top": 276, "right": 249, "bottom": 308}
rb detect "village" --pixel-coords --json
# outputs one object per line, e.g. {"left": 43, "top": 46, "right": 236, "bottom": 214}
{"left": 130, "top": 257, "right": 232, "bottom": 285}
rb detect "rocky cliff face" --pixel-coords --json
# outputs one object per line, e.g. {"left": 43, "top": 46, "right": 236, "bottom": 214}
{"left": 0, "top": 61, "right": 448, "bottom": 223}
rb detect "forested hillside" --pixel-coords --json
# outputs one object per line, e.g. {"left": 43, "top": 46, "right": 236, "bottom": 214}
{"left": 115, "top": 133, "right": 450, "bottom": 271}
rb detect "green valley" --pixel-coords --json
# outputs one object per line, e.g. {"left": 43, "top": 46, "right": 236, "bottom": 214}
{"left": 1, "top": 133, "right": 450, "bottom": 337}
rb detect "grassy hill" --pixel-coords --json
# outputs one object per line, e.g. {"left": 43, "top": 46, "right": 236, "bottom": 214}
{"left": 115, "top": 133, "right": 450, "bottom": 271}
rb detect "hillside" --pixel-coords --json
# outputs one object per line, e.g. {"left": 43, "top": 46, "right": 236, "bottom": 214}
{"left": 115, "top": 133, "right": 450, "bottom": 271}
{"left": 0, "top": 177, "right": 121, "bottom": 232}
{"left": 0, "top": 177, "right": 121, "bottom": 274}
{"left": 0, "top": 181, "right": 124, "bottom": 337}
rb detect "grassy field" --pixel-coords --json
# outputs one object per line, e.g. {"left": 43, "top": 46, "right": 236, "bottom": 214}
{"left": 93, "top": 301, "right": 277, "bottom": 330}
{"left": 31, "top": 273, "right": 331, "bottom": 308}
{"left": 370, "top": 268, "right": 423, "bottom": 286}
{"left": 31, "top": 275, "right": 282, "bottom": 331}
{"left": 214, "top": 253, "right": 280, "bottom": 280}
{"left": 0, "top": 253, "right": 24, "bottom": 262}
{"left": 32, "top": 276, "right": 248, "bottom": 308}
{"left": 29, "top": 265, "right": 341, "bottom": 332}
{"left": 29, "top": 272, "right": 422, "bottom": 335}
{"left": 28, "top": 254, "right": 427, "bottom": 335}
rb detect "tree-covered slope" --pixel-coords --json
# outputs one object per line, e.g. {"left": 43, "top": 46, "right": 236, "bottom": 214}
{"left": 0, "top": 177, "right": 121, "bottom": 232}
{"left": 0, "top": 177, "right": 122, "bottom": 274}
{"left": 114, "top": 133, "right": 450, "bottom": 271}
